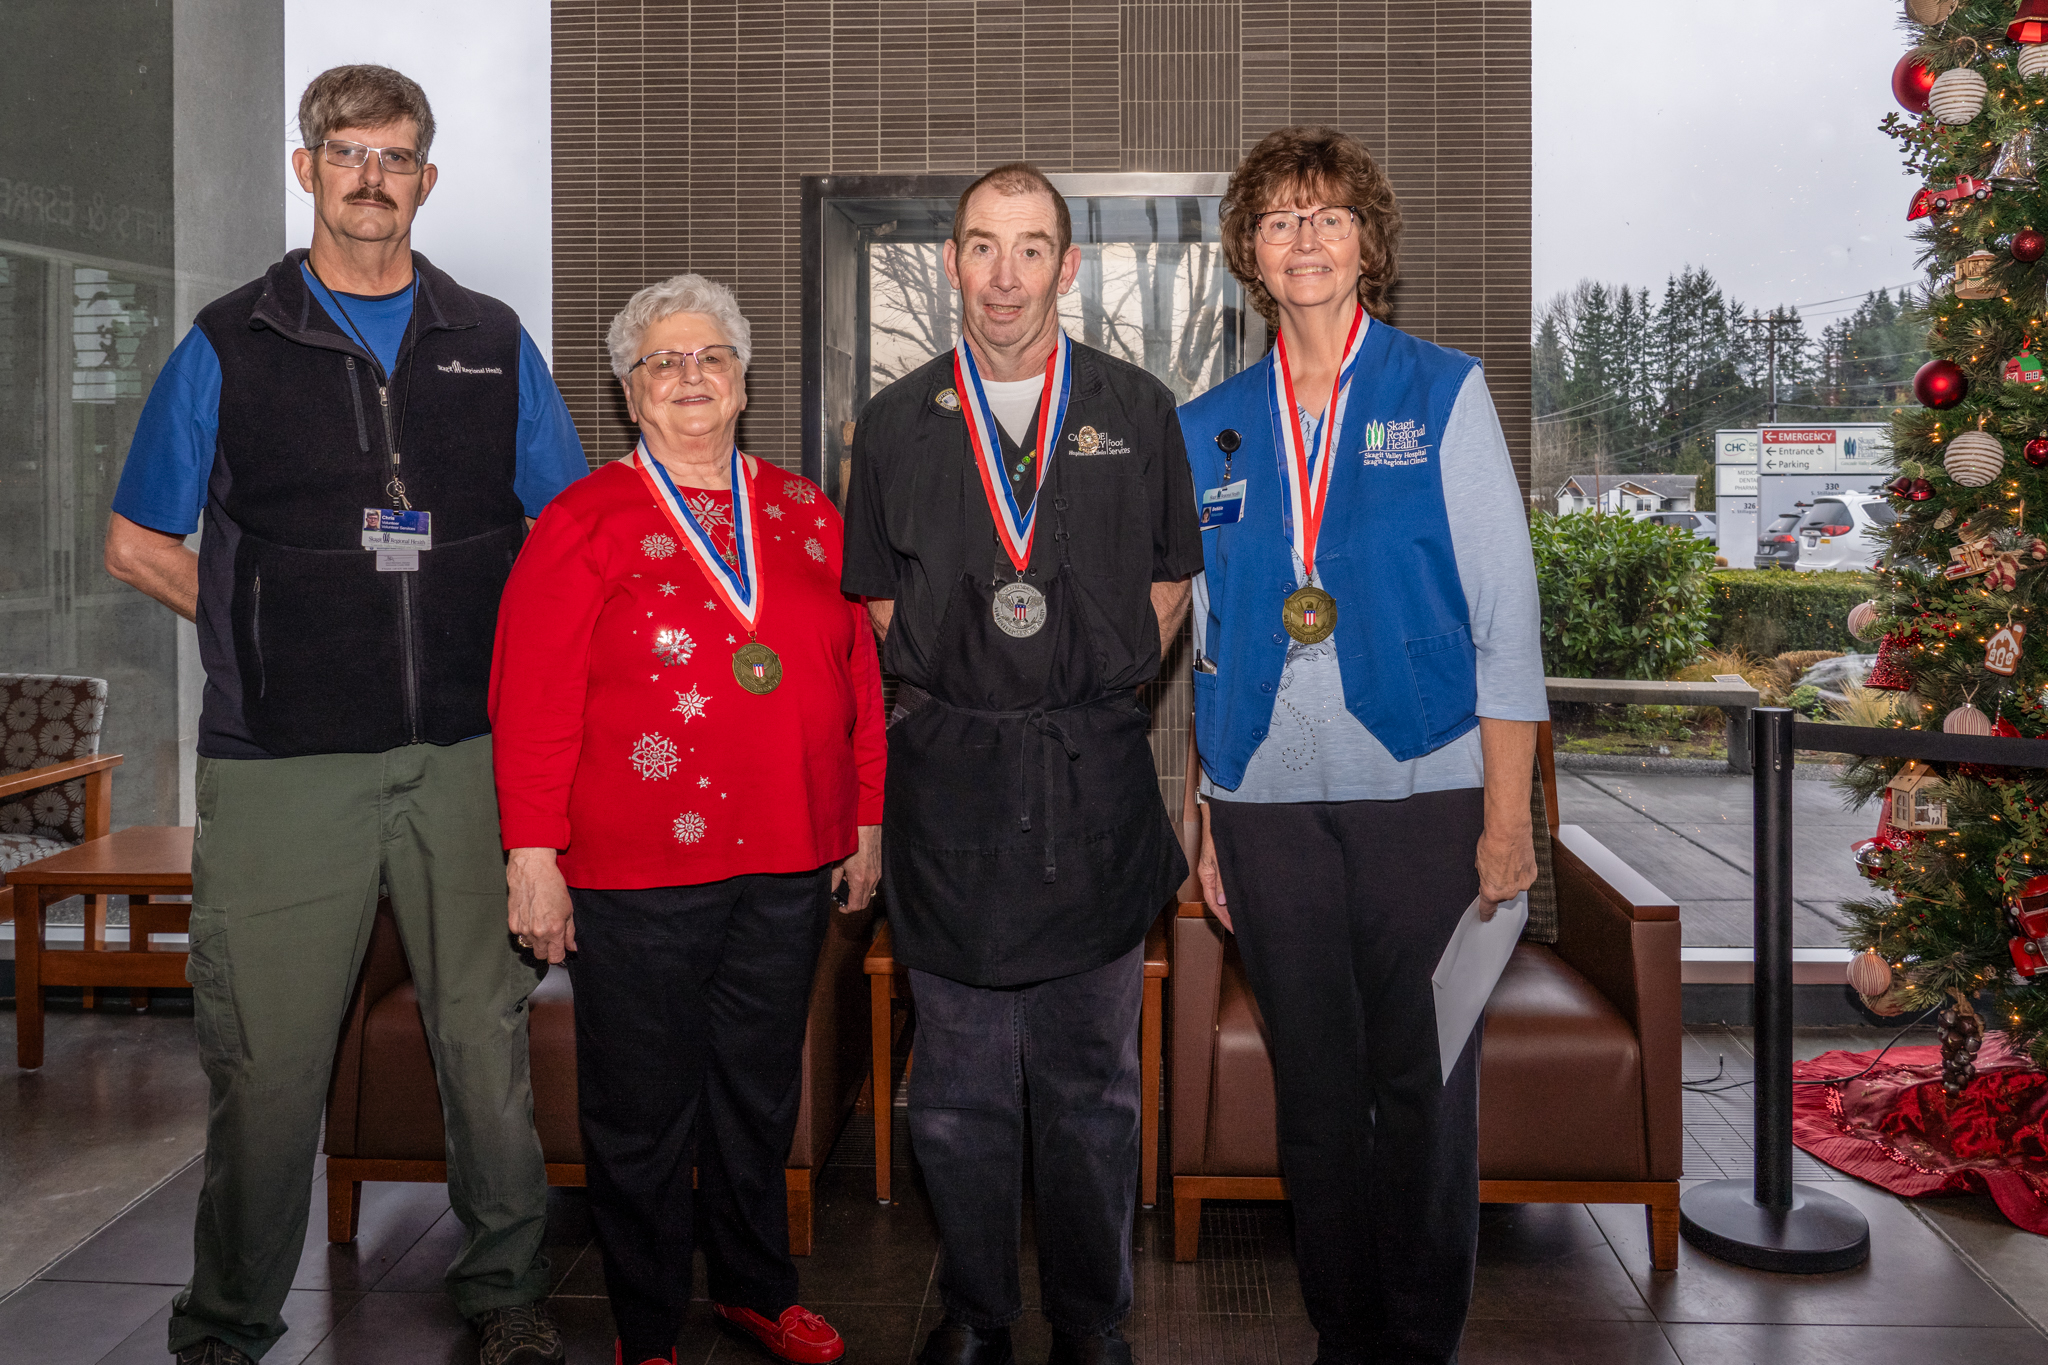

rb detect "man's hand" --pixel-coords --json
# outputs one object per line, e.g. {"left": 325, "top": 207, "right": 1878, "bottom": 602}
{"left": 104, "top": 512, "right": 198, "bottom": 621}
{"left": 832, "top": 824, "right": 882, "bottom": 913}
{"left": 1197, "top": 802, "right": 1232, "bottom": 933}
{"left": 1151, "top": 578, "right": 1191, "bottom": 660}
{"left": 866, "top": 598, "right": 894, "bottom": 642}
{"left": 507, "top": 846, "right": 577, "bottom": 963}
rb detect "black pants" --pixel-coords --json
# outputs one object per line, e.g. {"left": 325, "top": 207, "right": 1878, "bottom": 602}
{"left": 1208, "top": 789, "right": 1486, "bottom": 1365}
{"left": 906, "top": 942, "right": 1145, "bottom": 1336}
{"left": 567, "top": 871, "right": 830, "bottom": 1356}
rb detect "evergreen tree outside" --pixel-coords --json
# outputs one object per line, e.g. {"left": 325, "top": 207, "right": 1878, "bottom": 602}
{"left": 1844, "top": 1, "right": 2048, "bottom": 1078}
{"left": 1531, "top": 268, "right": 1929, "bottom": 512}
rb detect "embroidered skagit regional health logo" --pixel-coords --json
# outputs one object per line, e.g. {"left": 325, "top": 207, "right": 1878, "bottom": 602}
{"left": 1361, "top": 418, "right": 1429, "bottom": 468}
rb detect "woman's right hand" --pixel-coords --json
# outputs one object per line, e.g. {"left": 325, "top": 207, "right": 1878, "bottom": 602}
{"left": 507, "top": 847, "right": 577, "bottom": 964}
{"left": 1197, "top": 802, "right": 1232, "bottom": 933}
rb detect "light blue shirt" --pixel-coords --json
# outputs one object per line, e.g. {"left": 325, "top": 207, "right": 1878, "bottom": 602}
{"left": 1195, "top": 367, "right": 1547, "bottom": 802}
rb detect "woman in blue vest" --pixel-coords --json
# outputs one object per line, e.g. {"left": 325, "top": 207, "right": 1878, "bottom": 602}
{"left": 1179, "top": 126, "right": 1547, "bottom": 1363}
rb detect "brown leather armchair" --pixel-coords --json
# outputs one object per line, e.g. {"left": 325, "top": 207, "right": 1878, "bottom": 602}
{"left": 323, "top": 896, "right": 875, "bottom": 1256}
{"left": 1168, "top": 723, "right": 1683, "bottom": 1270}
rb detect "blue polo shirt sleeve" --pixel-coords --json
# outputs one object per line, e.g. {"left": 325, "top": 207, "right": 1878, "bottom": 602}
{"left": 515, "top": 328, "right": 588, "bottom": 516}
{"left": 111, "top": 326, "right": 222, "bottom": 536}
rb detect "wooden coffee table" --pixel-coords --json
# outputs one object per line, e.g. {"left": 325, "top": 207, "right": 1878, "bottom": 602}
{"left": 6, "top": 825, "right": 194, "bottom": 1068}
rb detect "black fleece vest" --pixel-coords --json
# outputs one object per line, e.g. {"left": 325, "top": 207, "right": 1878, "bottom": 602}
{"left": 195, "top": 250, "right": 526, "bottom": 756}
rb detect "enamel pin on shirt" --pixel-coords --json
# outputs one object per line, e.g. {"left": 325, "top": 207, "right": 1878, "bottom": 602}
{"left": 955, "top": 331, "right": 1073, "bottom": 639}
{"left": 633, "top": 441, "right": 782, "bottom": 693}
{"left": 1272, "top": 308, "right": 1367, "bottom": 645}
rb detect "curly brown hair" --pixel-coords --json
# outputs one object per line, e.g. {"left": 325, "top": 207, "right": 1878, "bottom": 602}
{"left": 1222, "top": 126, "right": 1402, "bottom": 327}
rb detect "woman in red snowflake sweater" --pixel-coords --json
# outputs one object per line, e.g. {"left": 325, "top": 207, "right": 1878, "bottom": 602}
{"left": 489, "top": 274, "right": 882, "bottom": 1365}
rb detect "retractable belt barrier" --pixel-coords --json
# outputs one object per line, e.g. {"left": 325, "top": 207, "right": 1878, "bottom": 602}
{"left": 1679, "top": 710, "right": 2048, "bottom": 1273}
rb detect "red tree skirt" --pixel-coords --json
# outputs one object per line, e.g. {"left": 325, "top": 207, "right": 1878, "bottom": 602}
{"left": 1791, "top": 1034, "right": 2048, "bottom": 1235}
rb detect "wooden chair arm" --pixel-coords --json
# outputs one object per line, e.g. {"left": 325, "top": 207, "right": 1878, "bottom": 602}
{"left": 1168, "top": 902, "right": 1225, "bottom": 1175}
{"left": 864, "top": 919, "right": 896, "bottom": 976}
{"left": 0, "top": 754, "right": 123, "bottom": 802}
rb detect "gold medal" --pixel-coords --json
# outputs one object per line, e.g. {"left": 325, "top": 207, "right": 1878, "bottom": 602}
{"left": 732, "top": 641, "right": 782, "bottom": 694}
{"left": 1283, "top": 586, "right": 1336, "bottom": 644}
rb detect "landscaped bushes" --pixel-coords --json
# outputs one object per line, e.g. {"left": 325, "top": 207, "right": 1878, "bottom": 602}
{"left": 1708, "top": 570, "right": 1869, "bottom": 657}
{"left": 1529, "top": 513, "right": 1718, "bottom": 679}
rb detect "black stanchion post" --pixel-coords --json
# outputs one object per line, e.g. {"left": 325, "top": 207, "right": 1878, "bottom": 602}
{"left": 1678, "top": 708, "right": 1871, "bottom": 1273}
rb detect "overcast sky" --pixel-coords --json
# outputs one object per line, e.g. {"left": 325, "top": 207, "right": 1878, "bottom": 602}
{"left": 1533, "top": 1, "right": 1924, "bottom": 326}
{"left": 285, "top": 0, "right": 1929, "bottom": 353}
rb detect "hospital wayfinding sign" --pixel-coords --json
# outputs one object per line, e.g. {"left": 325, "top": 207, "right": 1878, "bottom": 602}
{"left": 1758, "top": 426, "right": 1892, "bottom": 474}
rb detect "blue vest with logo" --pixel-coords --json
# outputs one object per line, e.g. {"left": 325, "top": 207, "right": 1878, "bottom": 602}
{"left": 1178, "top": 320, "right": 1480, "bottom": 785}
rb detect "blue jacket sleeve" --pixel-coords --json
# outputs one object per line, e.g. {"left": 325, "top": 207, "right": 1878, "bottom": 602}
{"left": 111, "top": 327, "right": 222, "bottom": 536}
{"left": 514, "top": 329, "right": 589, "bottom": 517}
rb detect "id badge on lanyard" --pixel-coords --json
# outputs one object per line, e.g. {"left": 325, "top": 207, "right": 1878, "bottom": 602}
{"left": 362, "top": 508, "right": 432, "bottom": 572}
{"left": 1198, "top": 480, "right": 1246, "bottom": 529}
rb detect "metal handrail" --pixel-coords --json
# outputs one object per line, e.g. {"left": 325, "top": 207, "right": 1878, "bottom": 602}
{"left": 1545, "top": 676, "right": 1762, "bottom": 772}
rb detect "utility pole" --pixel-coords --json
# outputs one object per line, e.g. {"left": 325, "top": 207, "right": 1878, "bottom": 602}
{"left": 1743, "top": 312, "right": 1799, "bottom": 425}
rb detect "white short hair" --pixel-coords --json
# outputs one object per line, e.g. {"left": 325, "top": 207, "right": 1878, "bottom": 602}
{"left": 606, "top": 274, "right": 752, "bottom": 381}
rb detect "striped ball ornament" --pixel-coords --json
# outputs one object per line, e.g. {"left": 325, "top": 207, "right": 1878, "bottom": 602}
{"left": 1848, "top": 600, "right": 1884, "bottom": 641}
{"left": 1929, "top": 66, "right": 1988, "bottom": 124}
{"left": 1944, "top": 703, "right": 1992, "bottom": 735}
{"left": 1944, "top": 430, "right": 2006, "bottom": 486}
{"left": 2024, "top": 45, "right": 2048, "bottom": 81}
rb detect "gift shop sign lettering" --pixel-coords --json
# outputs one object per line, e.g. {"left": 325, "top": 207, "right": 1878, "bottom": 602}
{"left": 1759, "top": 426, "right": 1893, "bottom": 474}
{"left": 0, "top": 171, "right": 172, "bottom": 256}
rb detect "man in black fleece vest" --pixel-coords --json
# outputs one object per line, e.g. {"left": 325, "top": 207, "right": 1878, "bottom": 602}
{"left": 105, "top": 66, "right": 583, "bottom": 1365}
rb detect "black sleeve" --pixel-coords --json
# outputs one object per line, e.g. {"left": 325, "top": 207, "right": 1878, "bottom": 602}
{"left": 1151, "top": 393, "right": 1204, "bottom": 582}
{"left": 839, "top": 410, "right": 899, "bottom": 600}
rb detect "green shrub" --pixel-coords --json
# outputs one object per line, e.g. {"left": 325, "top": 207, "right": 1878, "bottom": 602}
{"left": 1529, "top": 513, "right": 1718, "bottom": 679}
{"left": 1709, "top": 569, "right": 1870, "bottom": 657}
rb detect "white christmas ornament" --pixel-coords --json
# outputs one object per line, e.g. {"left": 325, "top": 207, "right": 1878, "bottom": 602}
{"left": 1848, "top": 948, "right": 1895, "bottom": 998}
{"left": 1944, "top": 430, "right": 2006, "bottom": 487}
{"left": 2024, "top": 46, "right": 2048, "bottom": 81}
{"left": 1904, "top": 0, "right": 1958, "bottom": 23}
{"left": 1848, "top": 600, "right": 1883, "bottom": 641}
{"left": 1929, "top": 66, "right": 1989, "bottom": 124}
{"left": 1943, "top": 702, "right": 1992, "bottom": 735}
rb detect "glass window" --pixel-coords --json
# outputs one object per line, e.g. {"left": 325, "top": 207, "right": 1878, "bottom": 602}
{"left": 0, "top": 246, "right": 179, "bottom": 826}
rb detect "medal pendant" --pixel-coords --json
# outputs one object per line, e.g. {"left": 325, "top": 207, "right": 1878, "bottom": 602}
{"left": 1283, "top": 586, "right": 1337, "bottom": 644}
{"left": 732, "top": 641, "right": 783, "bottom": 694}
{"left": 993, "top": 580, "right": 1048, "bottom": 638}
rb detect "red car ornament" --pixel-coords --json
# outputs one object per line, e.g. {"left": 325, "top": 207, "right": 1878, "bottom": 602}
{"left": 1910, "top": 176, "right": 1994, "bottom": 221}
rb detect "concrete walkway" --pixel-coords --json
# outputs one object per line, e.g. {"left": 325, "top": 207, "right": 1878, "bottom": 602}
{"left": 1556, "top": 767, "right": 1875, "bottom": 948}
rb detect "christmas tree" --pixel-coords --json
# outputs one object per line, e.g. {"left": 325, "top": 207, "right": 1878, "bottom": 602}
{"left": 1846, "top": 0, "right": 2048, "bottom": 1088}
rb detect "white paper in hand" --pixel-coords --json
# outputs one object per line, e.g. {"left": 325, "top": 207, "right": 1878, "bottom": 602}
{"left": 1430, "top": 892, "right": 1528, "bottom": 1084}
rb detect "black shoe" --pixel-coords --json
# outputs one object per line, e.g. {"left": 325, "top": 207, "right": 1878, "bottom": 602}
{"left": 1046, "top": 1332, "right": 1132, "bottom": 1365}
{"left": 172, "top": 1342, "right": 256, "bottom": 1365}
{"left": 917, "top": 1319, "right": 1015, "bottom": 1365}
{"left": 471, "top": 1303, "right": 568, "bottom": 1365}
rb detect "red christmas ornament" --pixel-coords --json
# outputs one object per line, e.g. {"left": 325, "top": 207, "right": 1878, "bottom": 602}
{"left": 2013, "top": 1, "right": 2048, "bottom": 45}
{"left": 1994, "top": 716, "right": 2023, "bottom": 737}
{"left": 1866, "top": 635, "right": 1913, "bottom": 691}
{"left": 1894, "top": 52, "right": 1938, "bottom": 114}
{"left": 2027, "top": 436, "right": 2048, "bottom": 466}
{"left": 1914, "top": 357, "right": 1968, "bottom": 409}
{"left": 2015, "top": 227, "right": 2048, "bottom": 263}
{"left": 1910, "top": 478, "right": 1936, "bottom": 501}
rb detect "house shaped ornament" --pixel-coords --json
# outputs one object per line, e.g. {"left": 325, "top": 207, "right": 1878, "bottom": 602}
{"left": 1887, "top": 762, "right": 1950, "bottom": 831}
{"left": 1987, "top": 622, "right": 2028, "bottom": 676}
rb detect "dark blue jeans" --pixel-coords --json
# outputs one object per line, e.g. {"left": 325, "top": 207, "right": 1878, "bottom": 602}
{"left": 907, "top": 941, "right": 1145, "bottom": 1336}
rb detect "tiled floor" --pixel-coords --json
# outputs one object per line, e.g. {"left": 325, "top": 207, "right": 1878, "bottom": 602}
{"left": 3, "top": 1001, "right": 2045, "bottom": 1365}
{"left": 1553, "top": 767, "right": 1875, "bottom": 948}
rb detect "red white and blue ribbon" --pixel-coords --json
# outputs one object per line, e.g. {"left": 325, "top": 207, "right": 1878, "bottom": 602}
{"left": 955, "top": 331, "right": 1073, "bottom": 576}
{"left": 1271, "top": 305, "right": 1368, "bottom": 582}
{"left": 633, "top": 440, "right": 762, "bottom": 634}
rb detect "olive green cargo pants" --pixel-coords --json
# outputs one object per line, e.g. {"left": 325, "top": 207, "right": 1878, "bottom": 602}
{"left": 167, "top": 737, "right": 550, "bottom": 1360}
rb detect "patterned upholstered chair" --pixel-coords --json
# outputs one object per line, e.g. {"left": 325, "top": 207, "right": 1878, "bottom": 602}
{"left": 2, "top": 674, "right": 120, "bottom": 1004}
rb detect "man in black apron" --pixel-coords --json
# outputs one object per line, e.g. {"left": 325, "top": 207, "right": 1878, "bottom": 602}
{"left": 842, "top": 163, "right": 1201, "bottom": 1365}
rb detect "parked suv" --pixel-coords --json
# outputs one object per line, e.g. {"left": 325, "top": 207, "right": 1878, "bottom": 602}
{"left": 1756, "top": 509, "right": 1804, "bottom": 569}
{"left": 1639, "top": 510, "right": 1717, "bottom": 540}
{"left": 1795, "top": 494, "right": 1897, "bottom": 573}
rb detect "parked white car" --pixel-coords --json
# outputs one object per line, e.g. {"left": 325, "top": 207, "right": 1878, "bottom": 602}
{"left": 1793, "top": 493, "right": 1897, "bottom": 572}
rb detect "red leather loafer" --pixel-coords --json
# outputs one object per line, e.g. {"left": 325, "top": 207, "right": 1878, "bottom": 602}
{"left": 614, "top": 1344, "right": 674, "bottom": 1365}
{"left": 712, "top": 1303, "right": 846, "bottom": 1364}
